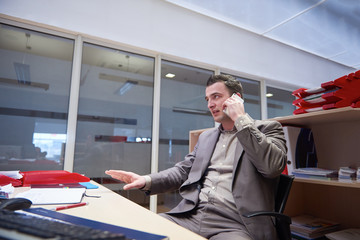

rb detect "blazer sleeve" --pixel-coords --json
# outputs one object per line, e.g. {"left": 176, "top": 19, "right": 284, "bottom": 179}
{"left": 236, "top": 116, "right": 287, "bottom": 178}
{"left": 146, "top": 143, "right": 198, "bottom": 195}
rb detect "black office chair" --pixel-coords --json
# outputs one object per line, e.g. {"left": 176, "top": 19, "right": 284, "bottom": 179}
{"left": 243, "top": 174, "right": 295, "bottom": 240}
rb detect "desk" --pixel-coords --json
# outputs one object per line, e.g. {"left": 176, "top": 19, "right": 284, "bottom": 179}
{"left": 12, "top": 181, "right": 206, "bottom": 240}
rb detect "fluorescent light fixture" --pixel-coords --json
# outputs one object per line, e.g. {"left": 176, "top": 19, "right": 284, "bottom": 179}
{"left": 14, "top": 62, "right": 31, "bottom": 84}
{"left": 165, "top": 73, "right": 176, "bottom": 78}
{"left": 115, "top": 80, "right": 138, "bottom": 95}
{"left": 266, "top": 93, "right": 273, "bottom": 97}
{"left": 173, "top": 107, "right": 210, "bottom": 115}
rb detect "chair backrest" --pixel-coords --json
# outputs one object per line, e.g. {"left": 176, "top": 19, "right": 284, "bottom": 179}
{"left": 275, "top": 174, "right": 295, "bottom": 214}
{"left": 241, "top": 174, "right": 294, "bottom": 240}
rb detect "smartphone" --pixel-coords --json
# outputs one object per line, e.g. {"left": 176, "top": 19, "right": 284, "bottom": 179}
{"left": 223, "top": 93, "right": 244, "bottom": 115}
{"left": 231, "top": 93, "right": 244, "bottom": 104}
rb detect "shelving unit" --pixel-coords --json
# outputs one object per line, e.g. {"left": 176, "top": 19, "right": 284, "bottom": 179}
{"left": 189, "top": 107, "right": 360, "bottom": 229}
{"left": 271, "top": 107, "right": 360, "bottom": 229}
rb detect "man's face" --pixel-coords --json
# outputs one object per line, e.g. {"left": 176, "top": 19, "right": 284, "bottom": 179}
{"left": 205, "top": 82, "right": 231, "bottom": 123}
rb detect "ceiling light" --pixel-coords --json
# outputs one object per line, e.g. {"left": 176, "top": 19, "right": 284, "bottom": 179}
{"left": 165, "top": 73, "right": 176, "bottom": 78}
{"left": 173, "top": 107, "right": 210, "bottom": 115}
{"left": 115, "top": 80, "right": 138, "bottom": 95}
{"left": 266, "top": 93, "right": 273, "bottom": 97}
{"left": 14, "top": 62, "right": 31, "bottom": 84}
{"left": 25, "top": 33, "right": 31, "bottom": 50}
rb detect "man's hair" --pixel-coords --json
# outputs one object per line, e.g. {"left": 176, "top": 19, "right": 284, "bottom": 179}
{"left": 206, "top": 74, "right": 244, "bottom": 97}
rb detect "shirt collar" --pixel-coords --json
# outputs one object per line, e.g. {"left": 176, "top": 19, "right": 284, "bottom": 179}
{"left": 218, "top": 124, "right": 237, "bottom": 134}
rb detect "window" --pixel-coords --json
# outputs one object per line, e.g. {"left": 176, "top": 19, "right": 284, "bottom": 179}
{"left": 73, "top": 43, "right": 154, "bottom": 206}
{"left": 157, "top": 60, "right": 214, "bottom": 212}
{"left": 0, "top": 20, "right": 295, "bottom": 212}
{"left": 0, "top": 23, "right": 74, "bottom": 170}
{"left": 266, "top": 86, "right": 295, "bottom": 118}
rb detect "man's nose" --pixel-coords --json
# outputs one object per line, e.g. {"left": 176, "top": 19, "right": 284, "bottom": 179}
{"left": 208, "top": 100, "right": 214, "bottom": 109}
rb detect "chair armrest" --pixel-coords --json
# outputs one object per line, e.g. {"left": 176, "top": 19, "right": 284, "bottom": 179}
{"left": 242, "top": 211, "right": 291, "bottom": 224}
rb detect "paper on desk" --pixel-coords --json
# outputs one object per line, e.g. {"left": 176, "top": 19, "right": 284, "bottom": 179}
{"left": 0, "top": 184, "right": 14, "bottom": 194}
{"left": 0, "top": 171, "right": 23, "bottom": 179}
{"left": 16, "top": 188, "right": 85, "bottom": 205}
{"left": 326, "top": 229, "right": 360, "bottom": 240}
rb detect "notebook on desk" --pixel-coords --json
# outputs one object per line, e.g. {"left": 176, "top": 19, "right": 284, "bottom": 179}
{"left": 16, "top": 188, "right": 86, "bottom": 204}
{"left": 24, "top": 208, "right": 169, "bottom": 240}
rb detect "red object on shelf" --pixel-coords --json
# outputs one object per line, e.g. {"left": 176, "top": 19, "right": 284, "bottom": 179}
{"left": 322, "top": 71, "right": 360, "bottom": 109}
{"left": 292, "top": 70, "right": 360, "bottom": 115}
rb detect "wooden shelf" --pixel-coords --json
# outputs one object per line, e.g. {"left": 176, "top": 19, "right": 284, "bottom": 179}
{"left": 294, "top": 177, "right": 360, "bottom": 189}
{"left": 270, "top": 107, "right": 360, "bottom": 128}
{"left": 278, "top": 107, "right": 360, "bottom": 229}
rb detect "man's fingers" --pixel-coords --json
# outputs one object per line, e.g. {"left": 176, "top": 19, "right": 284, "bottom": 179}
{"left": 123, "top": 180, "right": 142, "bottom": 190}
{"left": 123, "top": 183, "right": 136, "bottom": 190}
{"left": 105, "top": 170, "right": 132, "bottom": 182}
{"left": 105, "top": 170, "right": 144, "bottom": 190}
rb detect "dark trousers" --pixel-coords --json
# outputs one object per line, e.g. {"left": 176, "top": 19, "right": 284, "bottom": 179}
{"left": 160, "top": 203, "right": 252, "bottom": 240}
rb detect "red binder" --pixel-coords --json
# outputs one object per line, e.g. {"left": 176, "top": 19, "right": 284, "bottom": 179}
{"left": 21, "top": 170, "right": 90, "bottom": 187}
{"left": 0, "top": 174, "right": 22, "bottom": 187}
{"left": 292, "top": 70, "right": 360, "bottom": 114}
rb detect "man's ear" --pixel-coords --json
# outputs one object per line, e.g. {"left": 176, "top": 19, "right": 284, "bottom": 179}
{"left": 236, "top": 92, "right": 242, "bottom": 99}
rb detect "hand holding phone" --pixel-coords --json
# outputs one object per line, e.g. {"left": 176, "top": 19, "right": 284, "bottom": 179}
{"left": 231, "top": 93, "right": 244, "bottom": 104}
{"left": 223, "top": 93, "right": 244, "bottom": 116}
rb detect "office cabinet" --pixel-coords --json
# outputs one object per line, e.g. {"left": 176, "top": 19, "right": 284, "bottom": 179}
{"left": 189, "top": 107, "right": 360, "bottom": 229}
{"left": 273, "top": 107, "right": 360, "bottom": 229}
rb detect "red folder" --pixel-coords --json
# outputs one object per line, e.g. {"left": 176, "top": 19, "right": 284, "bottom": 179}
{"left": 292, "top": 70, "right": 360, "bottom": 115}
{"left": 322, "top": 71, "right": 360, "bottom": 109}
{"left": 21, "top": 170, "right": 90, "bottom": 187}
{"left": 0, "top": 174, "right": 22, "bottom": 187}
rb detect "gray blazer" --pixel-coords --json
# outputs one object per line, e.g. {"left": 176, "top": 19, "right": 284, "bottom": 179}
{"left": 148, "top": 118, "right": 287, "bottom": 240}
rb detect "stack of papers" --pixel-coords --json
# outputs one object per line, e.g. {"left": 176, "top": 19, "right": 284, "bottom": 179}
{"left": 291, "top": 214, "right": 340, "bottom": 239}
{"left": 16, "top": 188, "right": 86, "bottom": 205}
{"left": 292, "top": 168, "right": 338, "bottom": 180}
{"left": 326, "top": 228, "right": 360, "bottom": 240}
{"left": 338, "top": 167, "right": 356, "bottom": 182}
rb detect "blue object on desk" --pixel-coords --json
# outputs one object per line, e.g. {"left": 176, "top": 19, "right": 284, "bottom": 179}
{"left": 79, "top": 182, "right": 99, "bottom": 189}
{"left": 24, "top": 208, "right": 168, "bottom": 240}
{"left": 0, "top": 191, "right": 8, "bottom": 199}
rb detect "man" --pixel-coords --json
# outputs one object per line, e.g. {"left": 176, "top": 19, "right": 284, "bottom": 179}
{"left": 106, "top": 74, "right": 287, "bottom": 240}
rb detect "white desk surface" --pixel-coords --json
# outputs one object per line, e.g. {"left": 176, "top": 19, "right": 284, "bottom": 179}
{"left": 12, "top": 181, "right": 206, "bottom": 240}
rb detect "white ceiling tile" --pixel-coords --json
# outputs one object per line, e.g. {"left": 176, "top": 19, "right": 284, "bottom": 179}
{"left": 167, "top": 0, "right": 360, "bottom": 69}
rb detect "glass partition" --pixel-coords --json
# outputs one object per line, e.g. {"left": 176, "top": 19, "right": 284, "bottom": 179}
{"left": 157, "top": 60, "right": 214, "bottom": 212}
{"left": 0, "top": 23, "right": 74, "bottom": 171}
{"left": 73, "top": 42, "right": 154, "bottom": 206}
{"left": 266, "top": 86, "right": 295, "bottom": 118}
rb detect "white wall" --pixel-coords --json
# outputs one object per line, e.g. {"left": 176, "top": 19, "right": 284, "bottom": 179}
{"left": 0, "top": 0, "right": 355, "bottom": 89}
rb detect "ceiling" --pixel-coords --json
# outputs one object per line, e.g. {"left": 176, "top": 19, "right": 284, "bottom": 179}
{"left": 166, "top": 0, "right": 360, "bottom": 70}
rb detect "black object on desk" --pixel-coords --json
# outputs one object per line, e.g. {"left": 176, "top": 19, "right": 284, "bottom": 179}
{"left": 0, "top": 209, "right": 126, "bottom": 240}
{"left": 24, "top": 208, "right": 169, "bottom": 240}
{"left": 0, "top": 197, "right": 32, "bottom": 211}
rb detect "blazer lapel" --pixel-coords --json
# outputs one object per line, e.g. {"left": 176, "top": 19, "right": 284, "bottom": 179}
{"left": 233, "top": 139, "right": 244, "bottom": 175}
{"left": 188, "top": 128, "right": 220, "bottom": 182}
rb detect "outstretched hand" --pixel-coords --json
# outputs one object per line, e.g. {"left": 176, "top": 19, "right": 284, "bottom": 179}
{"left": 105, "top": 170, "right": 146, "bottom": 190}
